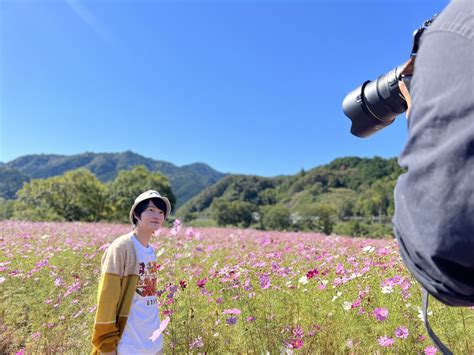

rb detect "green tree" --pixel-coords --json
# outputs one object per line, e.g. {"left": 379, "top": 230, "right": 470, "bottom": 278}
{"left": 13, "top": 169, "right": 106, "bottom": 221}
{"left": 354, "top": 179, "right": 395, "bottom": 222}
{"left": 261, "top": 205, "right": 291, "bottom": 231}
{"left": 107, "top": 165, "right": 175, "bottom": 223}
{"left": 0, "top": 167, "right": 30, "bottom": 200}
{"left": 210, "top": 198, "right": 256, "bottom": 228}
{"left": 0, "top": 198, "right": 15, "bottom": 220}
{"left": 296, "top": 204, "right": 337, "bottom": 235}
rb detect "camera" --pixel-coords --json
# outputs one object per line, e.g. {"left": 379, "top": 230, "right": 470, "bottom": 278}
{"left": 342, "top": 17, "right": 435, "bottom": 138}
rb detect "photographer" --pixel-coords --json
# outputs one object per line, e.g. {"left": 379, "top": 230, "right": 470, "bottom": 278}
{"left": 393, "top": 0, "right": 473, "bottom": 352}
{"left": 393, "top": 0, "right": 473, "bottom": 308}
{"left": 343, "top": 0, "right": 472, "bottom": 352}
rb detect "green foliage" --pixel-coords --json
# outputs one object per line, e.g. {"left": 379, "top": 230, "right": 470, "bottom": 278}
{"left": 354, "top": 179, "right": 395, "bottom": 221}
{"left": 177, "top": 156, "right": 405, "bottom": 234}
{"left": 2, "top": 152, "right": 226, "bottom": 209}
{"left": 0, "top": 198, "right": 15, "bottom": 220}
{"left": 106, "top": 165, "right": 176, "bottom": 223}
{"left": 334, "top": 221, "right": 394, "bottom": 238}
{"left": 293, "top": 204, "right": 337, "bottom": 234}
{"left": 261, "top": 204, "right": 291, "bottom": 231}
{"left": 185, "top": 218, "right": 218, "bottom": 228}
{"left": 8, "top": 165, "right": 176, "bottom": 223}
{"left": 211, "top": 198, "right": 257, "bottom": 228}
{"left": 0, "top": 167, "right": 30, "bottom": 199}
{"left": 178, "top": 175, "right": 276, "bottom": 219}
{"left": 13, "top": 169, "right": 106, "bottom": 222}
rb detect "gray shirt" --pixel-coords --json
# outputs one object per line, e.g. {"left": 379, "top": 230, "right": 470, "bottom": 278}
{"left": 393, "top": 0, "right": 474, "bottom": 306}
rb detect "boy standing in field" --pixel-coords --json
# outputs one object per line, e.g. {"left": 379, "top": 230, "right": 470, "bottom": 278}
{"left": 91, "top": 190, "right": 171, "bottom": 355}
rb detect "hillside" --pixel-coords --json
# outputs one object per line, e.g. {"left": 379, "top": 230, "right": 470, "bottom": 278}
{"left": 177, "top": 156, "right": 404, "bottom": 235}
{"left": 2, "top": 151, "right": 227, "bottom": 207}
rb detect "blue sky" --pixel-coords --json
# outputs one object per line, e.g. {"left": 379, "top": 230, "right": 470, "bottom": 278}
{"left": 0, "top": 0, "right": 447, "bottom": 176}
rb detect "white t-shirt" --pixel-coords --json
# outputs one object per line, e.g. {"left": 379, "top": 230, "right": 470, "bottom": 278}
{"left": 117, "top": 236, "right": 163, "bottom": 354}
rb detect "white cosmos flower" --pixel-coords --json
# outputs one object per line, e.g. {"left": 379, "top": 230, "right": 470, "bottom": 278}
{"left": 381, "top": 285, "right": 394, "bottom": 294}
{"left": 298, "top": 276, "right": 309, "bottom": 285}
{"left": 416, "top": 306, "right": 432, "bottom": 321}
{"left": 156, "top": 248, "right": 165, "bottom": 257}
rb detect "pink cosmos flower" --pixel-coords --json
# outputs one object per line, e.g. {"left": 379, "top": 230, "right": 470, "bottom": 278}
{"left": 395, "top": 326, "right": 409, "bottom": 339}
{"left": 189, "top": 335, "right": 204, "bottom": 350}
{"left": 170, "top": 219, "right": 182, "bottom": 236}
{"left": 54, "top": 277, "right": 62, "bottom": 287}
{"left": 373, "top": 307, "right": 389, "bottom": 321}
{"left": 260, "top": 273, "right": 270, "bottom": 289}
{"left": 335, "top": 263, "right": 346, "bottom": 275}
{"left": 378, "top": 335, "right": 394, "bottom": 347}
{"left": 247, "top": 316, "right": 256, "bottom": 322}
{"left": 292, "top": 326, "right": 304, "bottom": 339}
{"left": 351, "top": 299, "right": 361, "bottom": 308}
{"left": 162, "top": 309, "right": 173, "bottom": 317}
{"left": 291, "top": 339, "right": 304, "bottom": 349}
{"left": 424, "top": 346, "right": 438, "bottom": 354}
{"left": 306, "top": 268, "right": 319, "bottom": 279}
{"left": 223, "top": 308, "right": 241, "bottom": 315}
{"left": 196, "top": 278, "right": 207, "bottom": 288}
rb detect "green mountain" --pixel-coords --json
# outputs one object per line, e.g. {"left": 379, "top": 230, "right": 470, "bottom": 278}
{"left": 0, "top": 167, "right": 30, "bottom": 200}
{"left": 177, "top": 156, "right": 404, "bottom": 236}
{"left": 3, "top": 151, "right": 227, "bottom": 207}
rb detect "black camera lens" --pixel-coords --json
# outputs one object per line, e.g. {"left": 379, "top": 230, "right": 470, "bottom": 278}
{"left": 343, "top": 67, "right": 407, "bottom": 138}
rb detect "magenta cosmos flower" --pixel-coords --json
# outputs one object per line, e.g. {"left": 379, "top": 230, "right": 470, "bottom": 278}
{"left": 378, "top": 335, "right": 394, "bottom": 347}
{"left": 395, "top": 326, "right": 409, "bottom": 339}
{"left": 373, "top": 307, "right": 389, "bottom": 321}
{"left": 424, "top": 346, "right": 438, "bottom": 354}
{"left": 223, "top": 308, "right": 241, "bottom": 315}
{"left": 196, "top": 278, "right": 207, "bottom": 288}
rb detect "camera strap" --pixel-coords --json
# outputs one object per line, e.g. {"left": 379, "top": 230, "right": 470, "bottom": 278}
{"left": 422, "top": 288, "right": 454, "bottom": 355}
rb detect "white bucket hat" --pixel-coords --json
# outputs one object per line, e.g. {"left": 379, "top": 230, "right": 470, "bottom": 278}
{"left": 129, "top": 190, "right": 171, "bottom": 225}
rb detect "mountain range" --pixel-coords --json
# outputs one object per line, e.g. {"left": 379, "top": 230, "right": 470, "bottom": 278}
{"left": 0, "top": 151, "right": 226, "bottom": 207}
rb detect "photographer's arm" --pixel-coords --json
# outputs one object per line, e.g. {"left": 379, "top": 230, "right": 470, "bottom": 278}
{"left": 393, "top": 11, "right": 474, "bottom": 304}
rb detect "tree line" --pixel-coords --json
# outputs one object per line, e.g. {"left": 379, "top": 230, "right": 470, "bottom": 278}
{"left": 1, "top": 156, "right": 404, "bottom": 237}
{"left": 177, "top": 157, "right": 404, "bottom": 237}
{"left": 0, "top": 165, "right": 175, "bottom": 223}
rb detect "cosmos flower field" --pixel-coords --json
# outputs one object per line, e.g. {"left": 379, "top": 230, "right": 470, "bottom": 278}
{"left": 0, "top": 221, "right": 472, "bottom": 353}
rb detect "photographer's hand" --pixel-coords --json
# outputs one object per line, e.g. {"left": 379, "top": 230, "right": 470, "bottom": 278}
{"left": 398, "top": 79, "right": 412, "bottom": 118}
{"left": 398, "top": 56, "right": 416, "bottom": 119}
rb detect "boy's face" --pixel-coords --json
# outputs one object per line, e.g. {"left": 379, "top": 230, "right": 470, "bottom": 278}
{"left": 136, "top": 200, "right": 165, "bottom": 232}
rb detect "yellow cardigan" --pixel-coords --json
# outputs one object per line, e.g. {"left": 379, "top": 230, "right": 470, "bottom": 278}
{"left": 91, "top": 232, "right": 140, "bottom": 354}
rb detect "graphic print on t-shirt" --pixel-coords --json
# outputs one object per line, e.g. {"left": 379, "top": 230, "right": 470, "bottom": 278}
{"left": 135, "top": 261, "right": 157, "bottom": 298}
